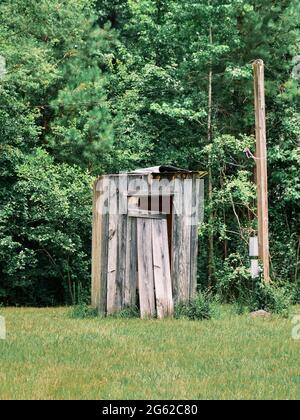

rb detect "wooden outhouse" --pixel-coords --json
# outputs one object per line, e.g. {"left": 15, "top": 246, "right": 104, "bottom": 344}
{"left": 91, "top": 166, "right": 206, "bottom": 319}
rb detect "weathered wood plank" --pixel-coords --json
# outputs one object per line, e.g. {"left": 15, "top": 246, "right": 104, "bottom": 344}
{"left": 152, "top": 219, "right": 174, "bottom": 319}
{"left": 125, "top": 216, "right": 137, "bottom": 307}
{"left": 190, "top": 176, "right": 201, "bottom": 299}
{"left": 171, "top": 177, "right": 183, "bottom": 303}
{"left": 107, "top": 176, "right": 122, "bottom": 314}
{"left": 123, "top": 176, "right": 138, "bottom": 306}
{"left": 125, "top": 175, "right": 150, "bottom": 309}
{"left": 171, "top": 177, "right": 193, "bottom": 303}
{"left": 124, "top": 176, "right": 138, "bottom": 307}
{"left": 137, "top": 218, "right": 156, "bottom": 319}
{"left": 91, "top": 178, "right": 102, "bottom": 309}
{"left": 91, "top": 176, "right": 110, "bottom": 315}
{"left": 118, "top": 175, "right": 128, "bottom": 309}
{"left": 181, "top": 177, "right": 193, "bottom": 301}
{"left": 100, "top": 176, "right": 111, "bottom": 315}
{"left": 160, "top": 218, "right": 174, "bottom": 317}
{"left": 128, "top": 210, "right": 167, "bottom": 220}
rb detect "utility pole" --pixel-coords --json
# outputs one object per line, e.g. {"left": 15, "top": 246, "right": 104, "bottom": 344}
{"left": 253, "top": 59, "right": 270, "bottom": 283}
{"left": 207, "top": 23, "right": 214, "bottom": 288}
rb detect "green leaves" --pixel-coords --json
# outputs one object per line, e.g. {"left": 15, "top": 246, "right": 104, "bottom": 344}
{"left": 0, "top": 149, "right": 93, "bottom": 305}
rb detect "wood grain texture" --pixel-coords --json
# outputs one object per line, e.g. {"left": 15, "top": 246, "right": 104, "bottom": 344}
{"left": 124, "top": 176, "right": 138, "bottom": 307}
{"left": 190, "top": 176, "right": 201, "bottom": 299}
{"left": 125, "top": 216, "right": 137, "bottom": 306}
{"left": 91, "top": 178, "right": 102, "bottom": 309}
{"left": 118, "top": 175, "right": 128, "bottom": 309}
{"left": 92, "top": 176, "right": 110, "bottom": 315}
{"left": 152, "top": 219, "right": 173, "bottom": 318}
{"left": 253, "top": 60, "right": 270, "bottom": 282}
{"left": 181, "top": 177, "right": 193, "bottom": 301}
{"left": 171, "top": 177, "right": 193, "bottom": 303}
{"left": 107, "top": 176, "right": 122, "bottom": 314}
{"left": 128, "top": 210, "right": 167, "bottom": 219}
{"left": 137, "top": 218, "right": 156, "bottom": 319}
{"left": 171, "top": 177, "right": 183, "bottom": 303}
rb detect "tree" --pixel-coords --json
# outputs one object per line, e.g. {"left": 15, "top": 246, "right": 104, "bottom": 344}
{"left": 0, "top": 0, "right": 112, "bottom": 305}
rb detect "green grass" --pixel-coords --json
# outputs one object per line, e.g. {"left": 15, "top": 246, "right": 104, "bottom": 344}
{"left": 0, "top": 306, "right": 299, "bottom": 400}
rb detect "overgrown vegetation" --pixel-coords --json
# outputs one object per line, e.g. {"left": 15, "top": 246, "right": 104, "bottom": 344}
{"left": 69, "top": 303, "right": 98, "bottom": 319}
{"left": 175, "top": 292, "right": 218, "bottom": 320}
{"left": 0, "top": 0, "right": 299, "bottom": 306}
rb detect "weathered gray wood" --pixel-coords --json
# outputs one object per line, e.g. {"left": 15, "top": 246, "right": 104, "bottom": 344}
{"left": 152, "top": 219, "right": 174, "bottom": 319}
{"left": 125, "top": 217, "right": 137, "bottom": 306}
{"left": 100, "top": 197, "right": 109, "bottom": 315}
{"left": 128, "top": 210, "right": 167, "bottom": 220}
{"left": 171, "top": 177, "right": 183, "bottom": 303}
{"left": 124, "top": 176, "right": 138, "bottom": 307}
{"left": 137, "top": 218, "right": 156, "bottom": 319}
{"left": 99, "top": 176, "right": 110, "bottom": 315}
{"left": 107, "top": 176, "right": 122, "bottom": 314}
{"left": 160, "top": 218, "right": 174, "bottom": 317}
{"left": 171, "top": 177, "right": 193, "bottom": 303}
{"left": 92, "top": 176, "right": 110, "bottom": 315}
{"left": 91, "top": 178, "right": 102, "bottom": 309}
{"left": 190, "top": 176, "right": 201, "bottom": 299}
{"left": 181, "top": 177, "right": 193, "bottom": 301}
{"left": 118, "top": 175, "right": 128, "bottom": 309}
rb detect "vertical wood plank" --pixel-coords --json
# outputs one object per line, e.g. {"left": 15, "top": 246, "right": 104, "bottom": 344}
{"left": 171, "top": 177, "right": 183, "bottom": 303}
{"left": 92, "top": 176, "right": 109, "bottom": 315}
{"left": 100, "top": 192, "right": 109, "bottom": 316}
{"left": 190, "top": 176, "right": 201, "bottom": 299}
{"left": 182, "top": 177, "right": 193, "bottom": 301}
{"left": 107, "top": 176, "right": 122, "bottom": 314}
{"left": 124, "top": 176, "right": 138, "bottom": 307}
{"left": 91, "top": 178, "right": 102, "bottom": 309}
{"left": 124, "top": 175, "right": 138, "bottom": 306}
{"left": 137, "top": 218, "right": 156, "bottom": 319}
{"left": 118, "top": 175, "right": 128, "bottom": 309}
{"left": 172, "top": 177, "right": 192, "bottom": 303}
{"left": 152, "top": 219, "right": 174, "bottom": 319}
{"left": 125, "top": 217, "right": 137, "bottom": 306}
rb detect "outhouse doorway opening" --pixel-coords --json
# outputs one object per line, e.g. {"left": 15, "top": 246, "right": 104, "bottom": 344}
{"left": 128, "top": 192, "right": 174, "bottom": 267}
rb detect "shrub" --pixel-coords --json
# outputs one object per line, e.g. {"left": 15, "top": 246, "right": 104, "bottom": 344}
{"left": 215, "top": 253, "right": 252, "bottom": 303}
{"left": 0, "top": 148, "right": 92, "bottom": 306}
{"left": 248, "top": 282, "right": 291, "bottom": 317}
{"left": 69, "top": 303, "right": 98, "bottom": 319}
{"left": 174, "top": 292, "right": 217, "bottom": 321}
{"left": 215, "top": 253, "right": 292, "bottom": 317}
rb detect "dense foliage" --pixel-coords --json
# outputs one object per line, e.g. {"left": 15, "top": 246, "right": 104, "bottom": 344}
{"left": 0, "top": 0, "right": 299, "bottom": 305}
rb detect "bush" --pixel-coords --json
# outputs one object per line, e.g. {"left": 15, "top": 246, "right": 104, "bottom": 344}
{"left": 215, "top": 253, "right": 252, "bottom": 303}
{"left": 233, "top": 281, "right": 292, "bottom": 317}
{"left": 174, "top": 292, "right": 217, "bottom": 321}
{"left": 248, "top": 282, "right": 291, "bottom": 317}
{"left": 69, "top": 304, "right": 98, "bottom": 319}
{"left": 0, "top": 148, "right": 93, "bottom": 306}
{"left": 283, "top": 282, "right": 300, "bottom": 305}
{"left": 215, "top": 253, "right": 292, "bottom": 317}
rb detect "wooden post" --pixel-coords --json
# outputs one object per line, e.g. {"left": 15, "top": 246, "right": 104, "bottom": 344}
{"left": 253, "top": 59, "right": 270, "bottom": 282}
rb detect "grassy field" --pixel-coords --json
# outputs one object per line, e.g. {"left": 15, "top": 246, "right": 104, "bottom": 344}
{"left": 0, "top": 306, "right": 299, "bottom": 400}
